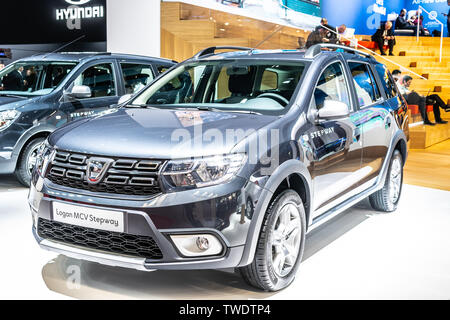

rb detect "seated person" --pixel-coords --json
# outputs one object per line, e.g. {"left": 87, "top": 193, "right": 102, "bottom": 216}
{"left": 413, "top": 13, "right": 426, "bottom": 36}
{"left": 337, "top": 24, "right": 356, "bottom": 47}
{"left": 315, "top": 18, "right": 328, "bottom": 31}
{"left": 372, "top": 21, "right": 396, "bottom": 56}
{"left": 306, "top": 25, "right": 337, "bottom": 49}
{"left": 395, "top": 9, "right": 417, "bottom": 33}
{"left": 397, "top": 75, "right": 449, "bottom": 125}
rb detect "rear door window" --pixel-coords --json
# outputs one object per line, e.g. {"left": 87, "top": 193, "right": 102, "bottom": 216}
{"left": 374, "top": 64, "right": 398, "bottom": 99}
{"left": 120, "top": 63, "right": 154, "bottom": 94}
{"left": 348, "top": 62, "right": 382, "bottom": 107}
{"left": 73, "top": 63, "right": 116, "bottom": 98}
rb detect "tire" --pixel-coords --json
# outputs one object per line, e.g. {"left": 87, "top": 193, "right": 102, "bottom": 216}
{"left": 15, "top": 137, "right": 46, "bottom": 187}
{"left": 369, "top": 150, "right": 403, "bottom": 212}
{"left": 238, "top": 189, "right": 306, "bottom": 291}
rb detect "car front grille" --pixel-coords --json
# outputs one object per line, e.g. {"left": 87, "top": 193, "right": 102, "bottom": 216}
{"left": 46, "top": 150, "right": 164, "bottom": 197}
{"left": 38, "top": 218, "right": 163, "bottom": 260}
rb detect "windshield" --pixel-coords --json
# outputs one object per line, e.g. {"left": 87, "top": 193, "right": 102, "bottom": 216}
{"left": 132, "top": 60, "right": 306, "bottom": 115}
{"left": 0, "top": 61, "right": 78, "bottom": 96}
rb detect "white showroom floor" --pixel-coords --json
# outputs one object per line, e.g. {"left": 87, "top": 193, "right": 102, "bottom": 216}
{"left": 1, "top": 174, "right": 449, "bottom": 300}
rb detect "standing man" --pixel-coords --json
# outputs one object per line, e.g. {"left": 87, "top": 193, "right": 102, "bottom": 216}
{"left": 372, "top": 21, "right": 396, "bottom": 56}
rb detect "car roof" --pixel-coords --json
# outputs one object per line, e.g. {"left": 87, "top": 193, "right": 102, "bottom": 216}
{"left": 194, "top": 47, "right": 379, "bottom": 65}
{"left": 17, "top": 52, "right": 176, "bottom": 64}
{"left": 196, "top": 49, "right": 311, "bottom": 62}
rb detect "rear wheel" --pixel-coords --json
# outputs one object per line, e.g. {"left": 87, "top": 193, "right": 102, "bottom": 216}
{"left": 369, "top": 150, "right": 403, "bottom": 212}
{"left": 15, "top": 137, "right": 45, "bottom": 187}
{"left": 238, "top": 189, "right": 306, "bottom": 291}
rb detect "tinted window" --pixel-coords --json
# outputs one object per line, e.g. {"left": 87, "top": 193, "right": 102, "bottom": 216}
{"left": 375, "top": 64, "right": 398, "bottom": 99}
{"left": 313, "top": 62, "right": 350, "bottom": 110}
{"left": 73, "top": 63, "right": 116, "bottom": 98}
{"left": 349, "top": 62, "right": 381, "bottom": 107}
{"left": 0, "top": 61, "right": 77, "bottom": 95}
{"left": 121, "top": 63, "right": 154, "bottom": 94}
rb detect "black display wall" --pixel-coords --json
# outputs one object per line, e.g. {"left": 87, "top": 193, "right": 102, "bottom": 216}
{"left": 0, "top": 0, "right": 106, "bottom": 44}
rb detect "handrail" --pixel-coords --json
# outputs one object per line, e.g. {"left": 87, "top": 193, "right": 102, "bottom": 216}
{"left": 416, "top": 5, "right": 444, "bottom": 63}
{"left": 319, "top": 24, "right": 428, "bottom": 80}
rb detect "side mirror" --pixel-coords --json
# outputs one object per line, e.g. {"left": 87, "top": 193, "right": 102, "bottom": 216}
{"left": 68, "top": 85, "right": 91, "bottom": 99}
{"left": 118, "top": 94, "right": 132, "bottom": 105}
{"left": 318, "top": 100, "right": 350, "bottom": 119}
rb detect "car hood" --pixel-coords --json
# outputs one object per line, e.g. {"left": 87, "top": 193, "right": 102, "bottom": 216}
{"left": 0, "top": 95, "right": 38, "bottom": 112}
{"left": 50, "top": 107, "right": 276, "bottom": 159}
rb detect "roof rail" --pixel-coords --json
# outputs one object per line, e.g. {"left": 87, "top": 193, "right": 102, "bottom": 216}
{"left": 193, "top": 46, "right": 252, "bottom": 59}
{"left": 305, "top": 44, "right": 374, "bottom": 60}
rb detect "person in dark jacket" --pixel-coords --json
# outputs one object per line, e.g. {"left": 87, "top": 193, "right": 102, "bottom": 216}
{"left": 395, "top": 9, "right": 417, "bottom": 33}
{"left": 372, "top": 21, "right": 396, "bottom": 56}
{"left": 397, "top": 75, "right": 449, "bottom": 125}
{"left": 306, "top": 25, "right": 337, "bottom": 49}
{"left": 0, "top": 68, "right": 24, "bottom": 91}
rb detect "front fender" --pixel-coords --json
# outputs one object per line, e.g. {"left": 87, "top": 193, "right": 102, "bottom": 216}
{"left": 238, "top": 159, "right": 312, "bottom": 267}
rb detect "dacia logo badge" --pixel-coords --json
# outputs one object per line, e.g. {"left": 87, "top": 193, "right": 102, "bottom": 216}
{"left": 86, "top": 157, "right": 113, "bottom": 184}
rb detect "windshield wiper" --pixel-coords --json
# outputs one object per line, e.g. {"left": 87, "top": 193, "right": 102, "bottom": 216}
{"left": 0, "top": 93, "right": 25, "bottom": 98}
{"left": 123, "top": 104, "right": 158, "bottom": 109}
{"left": 190, "top": 106, "right": 262, "bottom": 115}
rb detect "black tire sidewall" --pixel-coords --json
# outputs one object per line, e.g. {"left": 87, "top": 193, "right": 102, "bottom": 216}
{"left": 16, "top": 137, "right": 45, "bottom": 187}
{"left": 261, "top": 190, "right": 306, "bottom": 291}
{"left": 386, "top": 150, "right": 404, "bottom": 210}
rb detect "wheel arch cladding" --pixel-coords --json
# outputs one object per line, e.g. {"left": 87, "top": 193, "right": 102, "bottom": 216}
{"left": 238, "top": 159, "right": 312, "bottom": 267}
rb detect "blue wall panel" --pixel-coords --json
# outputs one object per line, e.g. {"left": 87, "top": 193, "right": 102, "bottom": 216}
{"left": 321, "top": 0, "right": 448, "bottom": 36}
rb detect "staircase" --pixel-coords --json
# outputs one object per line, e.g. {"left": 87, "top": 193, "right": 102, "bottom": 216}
{"left": 368, "top": 36, "right": 450, "bottom": 149}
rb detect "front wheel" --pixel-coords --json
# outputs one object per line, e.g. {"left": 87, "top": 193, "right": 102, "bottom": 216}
{"left": 15, "top": 137, "right": 45, "bottom": 187}
{"left": 369, "top": 150, "right": 404, "bottom": 212}
{"left": 238, "top": 189, "right": 306, "bottom": 291}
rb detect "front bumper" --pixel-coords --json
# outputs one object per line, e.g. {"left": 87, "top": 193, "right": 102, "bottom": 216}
{"left": 0, "top": 152, "right": 17, "bottom": 174}
{"left": 29, "top": 173, "right": 263, "bottom": 270}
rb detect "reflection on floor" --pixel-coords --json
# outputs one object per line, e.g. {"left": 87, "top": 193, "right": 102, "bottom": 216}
{"left": 0, "top": 176, "right": 449, "bottom": 299}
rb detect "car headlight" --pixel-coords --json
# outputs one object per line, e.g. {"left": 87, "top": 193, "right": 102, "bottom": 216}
{"left": 35, "top": 140, "right": 54, "bottom": 177}
{"left": 162, "top": 153, "right": 246, "bottom": 190}
{"left": 0, "top": 109, "right": 21, "bottom": 132}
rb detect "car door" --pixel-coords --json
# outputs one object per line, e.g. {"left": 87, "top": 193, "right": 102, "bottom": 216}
{"left": 347, "top": 61, "right": 394, "bottom": 187}
{"left": 59, "top": 60, "right": 120, "bottom": 123}
{"left": 301, "top": 61, "right": 364, "bottom": 217}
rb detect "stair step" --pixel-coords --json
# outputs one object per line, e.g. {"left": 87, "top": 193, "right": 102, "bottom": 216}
{"left": 410, "top": 121, "right": 450, "bottom": 148}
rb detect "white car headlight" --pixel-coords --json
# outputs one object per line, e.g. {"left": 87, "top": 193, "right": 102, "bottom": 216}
{"left": 162, "top": 153, "right": 246, "bottom": 190}
{"left": 0, "top": 109, "right": 21, "bottom": 132}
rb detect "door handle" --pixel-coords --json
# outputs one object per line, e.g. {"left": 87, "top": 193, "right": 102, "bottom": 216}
{"left": 385, "top": 117, "right": 392, "bottom": 128}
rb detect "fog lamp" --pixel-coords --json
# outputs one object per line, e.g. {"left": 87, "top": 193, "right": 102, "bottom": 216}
{"left": 170, "top": 234, "right": 223, "bottom": 257}
{"left": 196, "top": 236, "right": 210, "bottom": 251}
